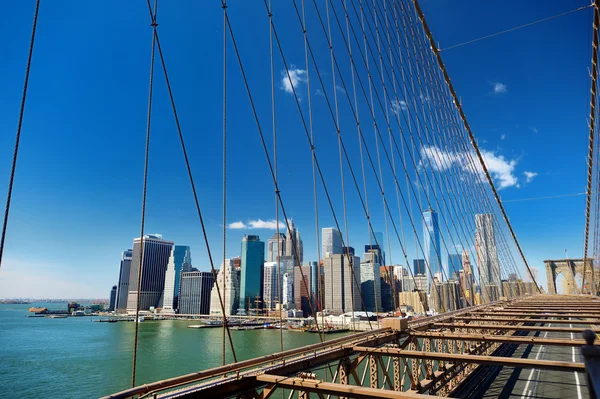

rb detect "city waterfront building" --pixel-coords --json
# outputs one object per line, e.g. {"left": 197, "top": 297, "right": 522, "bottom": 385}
{"left": 294, "top": 265, "right": 313, "bottom": 316}
{"left": 398, "top": 291, "right": 428, "bottom": 314}
{"left": 267, "top": 232, "right": 286, "bottom": 262}
{"left": 360, "top": 254, "right": 381, "bottom": 313}
{"left": 262, "top": 262, "right": 281, "bottom": 310}
{"left": 109, "top": 285, "right": 117, "bottom": 311}
{"left": 322, "top": 227, "right": 343, "bottom": 258}
{"left": 475, "top": 214, "right": 502, "bottom": 295}
{"left": 126, "top": 235, "right": 174, "bottom": 313}
{"left": 323, "top": 254, "right": 361, "bottom": 314}
{"left": 448, "top": 253, "right": 462, "bottom": 278}
{"left": 413, "top": 259, "right": 425, "bottom": 275}
{"left": 370, "top": 231, "right": 385, "bottom": 265}
{"left": 282, "top": 272, "right": 293, "bottom": 309}
{"left": 161, "top": 245, "right": 192, "bottom": 314}
{"left": 431, "top": 281, "right": 460, "bottom": 312}
{"left": 423, "top": 208, "right": 442, "bottom": 283}
{"left": 284, "top": 220, "right": 303, "bottom": 264}
{"left": 414, "top": 274, "right": 428, "bottom": 292}
{"left": 210, "top": 259, "right": 240, "bottom": 316}
{"left": 115, "top": 249, "right": 133, "bottom": 311}
{"left": 178, "top": 271, "right": 214, "bottom": 315}
{"left": 239, "top": 235, "right": 265, "bottom": 312}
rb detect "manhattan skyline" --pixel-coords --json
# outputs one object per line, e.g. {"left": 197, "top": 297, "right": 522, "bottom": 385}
{"left": 0, "top": 0, "right": 593, "bottom": 298}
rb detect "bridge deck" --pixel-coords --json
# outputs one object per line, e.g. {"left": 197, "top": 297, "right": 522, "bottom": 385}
{"left": 102, "top": 295, "right": 600, "bottom": 399}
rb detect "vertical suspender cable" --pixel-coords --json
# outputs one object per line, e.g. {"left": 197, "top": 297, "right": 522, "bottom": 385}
{"left": 132, "top": 0, "right": 158, "bottom": 387}
{"left": 0, "top": 0, "right": 41, "bottom": 270}
{"left": 583, "top": 0, "right": 599, "bottom": 295}
{"left": 221, "top": 0, "right": 228, "bottom": 365}
{"left": 411, "top": 0, "right": 541, "bottom": 293}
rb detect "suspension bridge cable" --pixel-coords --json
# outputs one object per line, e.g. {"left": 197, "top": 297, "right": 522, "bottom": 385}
{"left": 131, "top": 0, "right": 157, "bottom": 387}
{"left": 0, "top": 0, "right": 40, "bottom": 270}
{"left": 583, "top": 0, "right": 600, "bottom": 295}
{"left": 395, "top": 0, "right": 519, "bottom": 294}
{"left": 266, "top": 0, "right": 284, "bottom": 352}
{"left": 299, "top": 0, "right": 438, "bottom": 314}
{"left": 142, "top": 0, "right": 238, "bottom": 364}
{"left": 412, "top": 0, "right": 542, "bottom": 294}
{"left": 304, "top": 0, "right": 447, "bottom": 312}
{"left": 223, "top": 3, "right": 328, "bottom": 341}
{"left": 350, "top": 0, "right": 474, "bottom": 307}
{"left": 439, "top": 4, "right": 593, "bottom": 52}
{"left": 221, "top": 0, "right": 228, "bottom": 366}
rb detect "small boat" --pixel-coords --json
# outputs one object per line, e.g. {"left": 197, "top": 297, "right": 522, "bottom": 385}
{"left": 287, "top": 325, "right": 309, "bottom": 332}
{"left": 136, "top": 316, "right": 145, "bottom": 323}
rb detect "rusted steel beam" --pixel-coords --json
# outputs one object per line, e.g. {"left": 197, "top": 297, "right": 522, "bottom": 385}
{"left": 433, "top": 323, "right": 600, "bottom": 333}
{"left": 464, "top": 311, "right": 600, "bottom": 318}
{"left": 352, "top": 347, "right": 585, "bottom": 372}
{"left": 409, "top": 332, "right": 586, "bottom": 346}
{"left": 254, "top": 374, "right": 442, "bottom": 399}
{"left": 451, "top": 316, "right": 600, "bottom": 324}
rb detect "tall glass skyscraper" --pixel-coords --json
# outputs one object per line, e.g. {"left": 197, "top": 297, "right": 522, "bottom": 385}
{"left": 178, "top": 271, "right": 214, "bottom": 315}
{"left": 322, "top": 227, "right": 343, "bottom": 258}
{"left": 413, "top": 259, "right": 426, "bottom": 275}
{"left": 162, "top": 245, "right": 192, "bottom": 314}
{"left": 115, "top": 249, "right": 133, "bottom": 311}
{"left": 126, "top": 234, "right": 174, "bottom": 313}
{"left": 239, "top": 235, "right": 265, "bottom": 312}
{"left": 423, "top": 208, "right": 442, "bottom": 282}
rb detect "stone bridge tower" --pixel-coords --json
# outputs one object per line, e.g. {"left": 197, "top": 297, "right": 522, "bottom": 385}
{"left": 544, "top": 258, "right": 597, "bottom": 294}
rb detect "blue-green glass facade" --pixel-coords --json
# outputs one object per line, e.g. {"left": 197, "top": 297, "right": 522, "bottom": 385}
{"left": 240, "top": 235, "right": 265, "bottom": 311}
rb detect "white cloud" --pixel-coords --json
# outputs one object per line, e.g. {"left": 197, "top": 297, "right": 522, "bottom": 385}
{"left": 493, "top": 82, "right": 507, "bottom": 94}
{"left": 280, "top": 68, "right": 307, "bottom": 94}
{"left": 500, "top": 134, "right": 506, "bottom": 140}
{"left": 228, "top": 219, "right": 286, "bottom": 230}
{"left": 523, "top": 171, "right": 538, "bottom": 183}
{"left": 391, "top": 99, "right": 408, "bottom": 115}
{"left": 228, "top": 221, "right": 247, "bottom": 229}
{"left": 420, "top": 145, "right": 519, "bottom": 189}
{"left": 480, "top": 150, "right": 518, "bottom": 189}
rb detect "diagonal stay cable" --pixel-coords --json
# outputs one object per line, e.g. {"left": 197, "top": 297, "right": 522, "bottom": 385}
{"left": 142, "top": 0, "right": 237, "bottom": 363}
{"left": 131, "top": 0, "right": 157, "bottom": 387}
{"left": 0, "top": 0, "right": 41, "bottom": 270}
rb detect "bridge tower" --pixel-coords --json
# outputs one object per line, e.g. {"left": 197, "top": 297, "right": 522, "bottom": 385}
{"left": 544, "top": 258, "right": 596, "bottom": 294}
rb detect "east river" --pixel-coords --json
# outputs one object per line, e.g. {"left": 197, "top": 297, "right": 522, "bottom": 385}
{"left": 0, "top": 303, "right": 338, "bottom": 398}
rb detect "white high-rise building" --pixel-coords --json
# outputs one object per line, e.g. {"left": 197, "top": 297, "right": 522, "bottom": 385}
{"left": 282, "top": 272, "right": 294, "bottom": 309}
{"left": 162, "top": 245, "right": 192, "bottom": 314}
{"left": 263, "top": 262, "right": 281, "bottom": 310}
{"left": 209, "top": 259, "right": 240, "bottom": 316}
{"left": 127, "top": 235, "right": 174, "bottom": 314}
{"left": 475, "top": 214, "right": 502, "bottom": 295}
{"left": 322, "top": 227, "right": 343, "bottom": 258}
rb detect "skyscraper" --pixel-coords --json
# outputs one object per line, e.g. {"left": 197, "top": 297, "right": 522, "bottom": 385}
{"left": 294, "top": 265, "right": 313, "bottom": 316}
{"left": 448, "top": 254, "right": 462, "bottom": 279}
{"left": 267, "top": 232, "right": 286, "bottom": 262}
{"left": 282, "top": 272, "right": 293, "bottom": 309}
{"left": 413, "top": 259, "right": 425, "bottom": 275}
{"left": 126, "top": 235, "right": 174, "bottom": 313}
{"left": 162, "top": 245, "right": 192, "bottom": 314}
{"left": 115, "top": 249, "right": 133, "bottom": 311}
{"left": 322, "top": 227, "right": 343, "bottom": 258}
{"left": 178, "top": 271, "right": 214, "bottom": 315}
{"left": 109, "top": 285, "right": 117, "bottom": 311}
{"left": 262, "top": 262, "right": 281, "bottom": 310}
{"left": 284, "top": 221, "right": 303, "bottom": 264}
{"left": 475, "top": 214, "right": 501, "bottom": 295}
{"left": 370, "top": 231, "right": 385, "bottom": 265}
{"left": 423, "top": 208, "right": 442, "bottom": 283}
{"left": 323, "top": 254, "right": 362, "bottom": 314}
{"left": 239, "top": 235, "right": 265, "bottom": 313}
{"left": 210, "top": 259, "right": 240, "bottom": 316}
{"left": 360, "top": 253, "right": 381, "bottom": 312}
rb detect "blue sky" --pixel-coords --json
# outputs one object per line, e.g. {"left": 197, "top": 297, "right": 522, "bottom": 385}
{"left": 0, "top": 0, "right": 593, "bottom": 298}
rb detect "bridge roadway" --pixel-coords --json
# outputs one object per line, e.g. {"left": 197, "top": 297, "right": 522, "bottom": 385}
{"left": 103, "top": 295, "right": 599, "bottom": 398}
{"left": 449, "top": 317, "right": 592, "bottom": 398}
